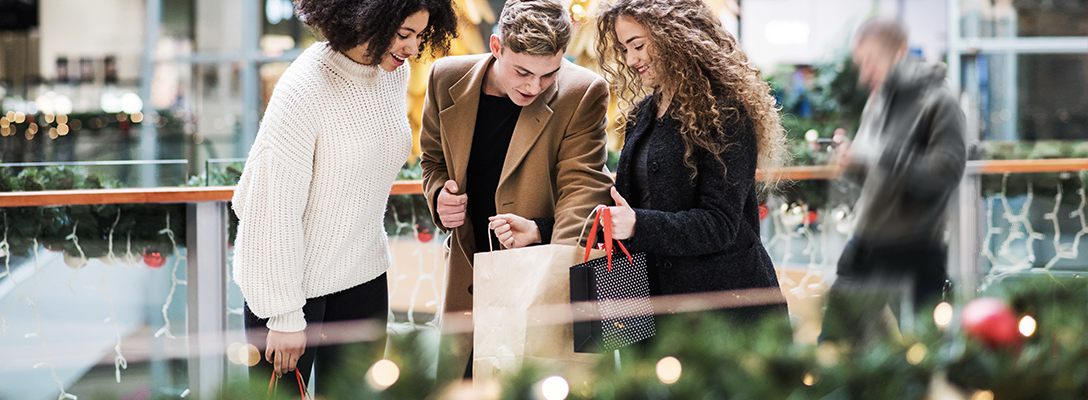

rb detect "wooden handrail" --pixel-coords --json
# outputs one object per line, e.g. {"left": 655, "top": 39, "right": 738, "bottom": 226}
{"left": 1, "top": 159, "right": 1085, "bottom": 208}
{"left": 0, "top": 186, "right": 237, "bottom": 207}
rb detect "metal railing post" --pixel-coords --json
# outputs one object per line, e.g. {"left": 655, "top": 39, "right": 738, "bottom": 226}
{"left": 186, "top": 201, "right": 229, "bottom": 398}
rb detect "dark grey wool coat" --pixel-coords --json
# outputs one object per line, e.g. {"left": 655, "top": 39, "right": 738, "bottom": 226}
{"left": 617, "top": 96, "right": 787, "bottom": 322}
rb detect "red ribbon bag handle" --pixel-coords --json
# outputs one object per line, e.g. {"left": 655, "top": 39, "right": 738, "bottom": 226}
{"left": 268, "top": 369, "right": 308, "bottom": 399}
{"left": 582, "top": 206, "right": 635, "bottom": 272}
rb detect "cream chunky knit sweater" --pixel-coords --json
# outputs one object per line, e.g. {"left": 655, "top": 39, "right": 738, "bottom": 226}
{"left": 232, "top": 42, "right": 412, "bottom": 332}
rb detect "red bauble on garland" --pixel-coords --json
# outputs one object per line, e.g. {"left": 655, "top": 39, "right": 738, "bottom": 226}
{"left": 803, "top": 210, "right": 819, "bottom": 225}
{"left": 962, "top": 297, "right": 1021, "bottom": 348}
{"left": 415, "top": 224, "right": 434, "bottom": 243}
{"left": 758, "top": 205, "right": 769, "bottom": 221}
{"left": 143, "top": 249, "right": 166, "bottom": 269}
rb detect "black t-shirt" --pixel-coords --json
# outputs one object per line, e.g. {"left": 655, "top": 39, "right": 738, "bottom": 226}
{"left": 466, "top": 94, "right": 522, "bottom": 253}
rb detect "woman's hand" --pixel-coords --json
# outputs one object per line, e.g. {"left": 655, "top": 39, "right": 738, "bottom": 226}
{"left": 608, "top": 187, "right": 636, "bottom": 240}
{"left": 488, "top": 214, "right": 541, "bottom": 249}
{"left": 265, "top": 329, "right": 307, "bottom": 377}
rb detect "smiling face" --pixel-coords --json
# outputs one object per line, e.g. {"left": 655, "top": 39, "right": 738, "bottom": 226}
{"left": 483, "top": 34, "right": 565, "bottom": 106}
{"left": 377, "top": 9, "right": 430, "bottom": 72}
{"left": 614, "top": 15, "right": 657, "bottom": 89}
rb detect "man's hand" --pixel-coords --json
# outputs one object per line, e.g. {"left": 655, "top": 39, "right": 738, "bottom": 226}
{"left": 833, "top": 136, "right": 855, "bottom": 170}
{"left": 265, "top": 329, "right": 307, "bottom": 377}
{"left": 437, "top": 180, "right": 468, "bottom": 228}
{"left": 488, "top": 214, "right": 541, "bottom": 249}
{"left": 607, "top": 187, "right": 636, "bottom": 240}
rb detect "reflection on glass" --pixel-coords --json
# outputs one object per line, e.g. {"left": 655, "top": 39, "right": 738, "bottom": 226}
{"left": 969, "top": 53, "right": 1087, "bottom": 141}
{"left": 960, "top": 0, "right": 1088, "bottom": 38}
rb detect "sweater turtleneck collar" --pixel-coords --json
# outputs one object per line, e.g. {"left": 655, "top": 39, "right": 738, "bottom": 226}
{"left": 313, "top": 42, "right": 384, "bottom": 83}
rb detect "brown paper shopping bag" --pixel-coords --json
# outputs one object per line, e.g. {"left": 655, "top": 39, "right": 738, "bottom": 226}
{"left": 472, "top": 231, "right": 605, "bottom": 384}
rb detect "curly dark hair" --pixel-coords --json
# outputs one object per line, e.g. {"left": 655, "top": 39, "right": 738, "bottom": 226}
{"left": 295, "top": 0, "right": 460, "bottom": 63}
{"left": 596, "top": 0, "right": 787, "bottom": 190}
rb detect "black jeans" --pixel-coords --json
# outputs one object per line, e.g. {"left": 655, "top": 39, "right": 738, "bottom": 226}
{"left": 244, "top": 273, "right": 388, "bottom": 396}
{"left": 820, "top": 237, "right": 949, "bottom": 343}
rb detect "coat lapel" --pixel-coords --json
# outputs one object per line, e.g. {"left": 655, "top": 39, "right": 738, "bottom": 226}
{"left": 615, "top": 97, "right": 656, "bottom": 195}
{"left": 497, "top": 72, "right": 559, "bottom": 190}
{"left": 439, "top": 55, "right": 494, "bottom": 187}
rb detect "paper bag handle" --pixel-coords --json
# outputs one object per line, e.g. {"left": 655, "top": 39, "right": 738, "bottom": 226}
{"left": 581, "top": 206, "right": 634, "bottom": 272}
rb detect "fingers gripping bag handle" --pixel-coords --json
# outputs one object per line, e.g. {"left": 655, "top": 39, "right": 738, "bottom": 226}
{"left": 268, "top": 369, "right": 310, "bottom": 400}
{"left": 578, "top": 206, "right": 635, "bottom": 271}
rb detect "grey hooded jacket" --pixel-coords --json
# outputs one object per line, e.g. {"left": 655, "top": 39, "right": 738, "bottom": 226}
{"left": 845, "top": 58, "right": 967, "bottom": 243}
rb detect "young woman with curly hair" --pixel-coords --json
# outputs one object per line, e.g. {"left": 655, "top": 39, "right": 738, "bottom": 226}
{"left": 594, "top": 0, "right": 790, "bottom": 327}
{"left": 231, "top": 0, "right": 458, "bottom": 392}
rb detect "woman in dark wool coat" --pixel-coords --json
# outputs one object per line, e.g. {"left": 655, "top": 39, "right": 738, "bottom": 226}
{"left": 595, "top": 0, "right": 791, "bottom": 327}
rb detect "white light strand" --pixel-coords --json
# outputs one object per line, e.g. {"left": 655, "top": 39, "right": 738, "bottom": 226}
{"left": 88, "top": 211, "right": 129, "bottom": 383}
{"left": 1043, "top": 173, "right": 1088, "bottom": 269}
{"left": 154, "top": 213, "right": 184, "bottom": 339}
{"left": 106, "top": 210, "right": 120, "bottom": 263}
{"left": 984, "top": 171, "right": 1088, "bottom": 285}
{"left": 406, "top": 199, "right": 440, "bottom": 328}
{"left": 65, "top": 221, "right": 89, "bottom": 292}
{"left": 385, "top": 202, "right": 408, "bottom": 325}
{"left": 17, "top": 236, "right": 77, "bottom": 399}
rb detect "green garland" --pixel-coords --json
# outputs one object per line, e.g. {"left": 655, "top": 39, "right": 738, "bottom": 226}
{"left": 200, "top": 274, "right": 1086, "bottom": 400}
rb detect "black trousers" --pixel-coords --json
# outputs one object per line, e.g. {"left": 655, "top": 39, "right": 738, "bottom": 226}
{"left": 244, "top": 273, "right": 388, "bottom": 396}
{"left": 820, "top": 237, "right": 949, "bottom": 343}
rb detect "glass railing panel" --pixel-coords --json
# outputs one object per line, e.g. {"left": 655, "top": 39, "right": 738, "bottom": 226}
{"left": 0, "top": 160, "right": 189, "bottom": 190}
{"left": 0, "top": 203, "right": 191, "bottom": 399}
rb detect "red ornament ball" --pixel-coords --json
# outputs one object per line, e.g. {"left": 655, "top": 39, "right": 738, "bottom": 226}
{"left": 143, "top": 250, "right": 166, "bottom": 269}
{"left": 803, "top": 210, "right": 819, "bottom": 225}
{"left": 415, "top": 226, "right": 433, "bottom": 242}
{"left": 758, "top": 205, "right": 769, "bottom": 221}
{"left": 962, "top": 297, "right": 1021, "bottom": 348}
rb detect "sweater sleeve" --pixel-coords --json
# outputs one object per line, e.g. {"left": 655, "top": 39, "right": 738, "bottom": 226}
{"left": 231, "top": 80, "right": 317, "bottom": 333}
{"left": 550, "top": 76, "right": 615, "bottom": 245}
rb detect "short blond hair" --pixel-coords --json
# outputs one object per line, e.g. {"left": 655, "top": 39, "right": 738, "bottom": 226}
{"left": 497, "top": 0, "right": 571, "bottom": 56}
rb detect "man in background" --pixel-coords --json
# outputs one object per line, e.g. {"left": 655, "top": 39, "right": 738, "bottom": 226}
{"left": 821, "top": 18, "right": 967, "bottom": 342}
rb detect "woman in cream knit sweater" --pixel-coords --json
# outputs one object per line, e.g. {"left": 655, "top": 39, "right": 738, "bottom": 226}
{"left": 231, "top": 0, "right": 457, "bottom": 392}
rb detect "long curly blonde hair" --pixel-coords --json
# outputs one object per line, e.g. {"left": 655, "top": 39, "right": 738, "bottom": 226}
{"left": 595, "top": 0, "right": 787, "bottom": 190}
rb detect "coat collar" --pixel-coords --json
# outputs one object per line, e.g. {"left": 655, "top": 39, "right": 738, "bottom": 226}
{"left": 439, "top": 53, "right": 560, "bottom": 191}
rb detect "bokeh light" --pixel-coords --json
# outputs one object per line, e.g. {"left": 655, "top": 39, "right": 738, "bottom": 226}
{"left": 656, "top": 356, "right": 682, "bottom": 384}
{"left": 971, "top": 390, "right": 994, "bottom": 400}
{"left": 1019, "top": 315, "right": 1036, "bottom": 337}
{"left": 906, "top": 343, "right": 927, "bottom": 365}
{"left": 243, "top": 343, "right": 260, "bottom": 367}
{"left": 227, "top": 342, "right": 243, "bottom": 365}
{"left": 802, "top": 372, "right": 816, "bottom": 386}
{"left": 367, "top": 359, "right": 400, "bottom": 390}
{"left": 934, "top": 302, "right": 953, "bottom": 327}
{"left": 540, "top": 376, "right": 569, "bottom": 400}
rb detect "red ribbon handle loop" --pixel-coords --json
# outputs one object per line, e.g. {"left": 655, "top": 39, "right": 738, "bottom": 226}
{"left": 582, "top": 206, "right": 635, "bottom": 272}
{"left": 584, "top": 205, "right": 605, "bottom": 263}
{"left": 268, "top": 369, "right": 308, "bottom": 400}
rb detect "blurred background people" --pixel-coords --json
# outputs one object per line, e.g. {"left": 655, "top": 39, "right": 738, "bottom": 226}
{"left": 820, "top": 18, "right": 966, "bottom": 343}
{"left": 231, "top": 0, "right": 457, "bottom": 394}
{"left": 594, "top": 0, "right": 790, "bottom": 328}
